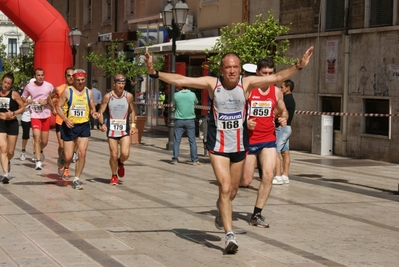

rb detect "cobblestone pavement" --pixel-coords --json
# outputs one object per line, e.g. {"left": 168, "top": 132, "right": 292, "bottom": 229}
{"left": 0, "top": 127, "right": 398, "bottom": 267}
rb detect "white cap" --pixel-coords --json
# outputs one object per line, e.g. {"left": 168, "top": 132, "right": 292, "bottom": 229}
{"left": 243, "top": 63, "right": 257, "bottom": 74}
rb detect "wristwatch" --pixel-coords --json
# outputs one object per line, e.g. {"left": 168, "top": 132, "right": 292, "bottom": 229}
{"left": 295, "top": 61, "right": 303, "bottom": 70}
{"left": 149, "top": 71, "right": 159, "bottom": 79}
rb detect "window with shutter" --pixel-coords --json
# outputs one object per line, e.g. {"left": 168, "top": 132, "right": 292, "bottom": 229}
{"left": 325, "top": 0, "right": 345, "bottom": 31}
{"left": 8, "top": 38, "right": 17, "bottom": 58}
{"left": 370, "top": 0, "right": 393, "bottom": 27}
{"left": 124, "top": 0, "right": 135, "bottom": 19}
{"left": 102, "top": 0, "right": 112, "bottom": 25}
{"left": 84, "top": 0, "right": 92, "bottom": 28}
{"left": 364, "top": 99, "right": 390, "bottom": 136}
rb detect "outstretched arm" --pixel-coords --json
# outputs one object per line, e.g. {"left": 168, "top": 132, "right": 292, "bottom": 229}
{"left": 144, "top": 52, "right": 216, "bottom": 94}
{"left": 244, "top": 46, "right": 314, "bottom": 92}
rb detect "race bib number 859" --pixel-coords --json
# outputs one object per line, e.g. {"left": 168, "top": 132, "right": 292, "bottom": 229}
{"left": 250, "top": 100, "right": 272, "bottom": 117}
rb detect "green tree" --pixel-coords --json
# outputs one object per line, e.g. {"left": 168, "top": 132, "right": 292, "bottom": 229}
{"left": 84, "top": 38, "right": 164, "bottom": 83}
{"left": 0, "top": 35, "right": 34, "bottom": 87}
{"left": 206, "top": 11, "right": 293, "bottom": 75}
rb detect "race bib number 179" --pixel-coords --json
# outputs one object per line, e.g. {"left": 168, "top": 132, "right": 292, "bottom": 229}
{"left": 110, "top": 119, "right": 126, "bottom": 131}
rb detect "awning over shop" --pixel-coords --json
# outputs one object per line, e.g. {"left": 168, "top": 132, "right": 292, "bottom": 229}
{"left": 134, "top": 36, "right": 220, "bottom": 55}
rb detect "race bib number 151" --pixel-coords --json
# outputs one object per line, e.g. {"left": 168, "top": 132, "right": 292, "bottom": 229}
{"left": 71, "top": 105, "right": 86, "bottom": 117}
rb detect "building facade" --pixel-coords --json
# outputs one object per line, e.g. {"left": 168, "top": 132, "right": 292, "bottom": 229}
{"left": 48, "top": 0, "right": 399, "bottom": 163}
{"left": 48, "top": 0, "right": 245, "bottom": 128}
{"left": 0, "top": 11, "right": 28, "bottom": 67}
{"left": 271, "top": 0, "right": 399, "bottom": 163}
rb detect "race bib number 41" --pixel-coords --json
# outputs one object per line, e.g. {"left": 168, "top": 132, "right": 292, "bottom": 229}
{"left": 0, "top": 97, "right": 10, "bottom": 109}
{"left": 250, "top": 100, "right": 272, "bottom": 117}
{"left": 217, "top": 111, "right": 242, "bottom": 130}
{"left": 32, "top": 103, "right": 43, "bottom": 112}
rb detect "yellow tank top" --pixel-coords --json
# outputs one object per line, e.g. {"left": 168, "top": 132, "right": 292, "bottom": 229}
{"left": 55, "top": 84, "right": 67, "bottom": 125}
{"left": 65, "top": 87, "right": 91, "bottom": 124}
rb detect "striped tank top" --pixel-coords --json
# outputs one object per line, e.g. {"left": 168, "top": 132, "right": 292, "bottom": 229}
{"left": 106, "top": 90, "right": 130, "bottom": 138}
{"left": 206, "top": 76, "right": 248, "bottom": 153}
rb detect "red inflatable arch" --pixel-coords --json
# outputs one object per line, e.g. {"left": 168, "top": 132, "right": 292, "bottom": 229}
{"left": 0, "top": 0, "right": 72, "bottom": 87}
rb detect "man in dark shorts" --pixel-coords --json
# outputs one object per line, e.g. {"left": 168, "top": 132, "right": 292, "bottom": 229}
{"left": 97, "top": 74, "right": 137, "bottom": 185}
{"left": 55, "top": 69, "right": 99, "bottom": 190}
{"left": 144, "top": 46, "right": 314, "bottom": 254}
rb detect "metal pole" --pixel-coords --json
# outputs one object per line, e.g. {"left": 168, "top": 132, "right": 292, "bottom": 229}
{"left": 342, "top": 0, "right": 350, "bottom": 156}
{"left": 72, "top": 46, "right": 77, "bottom": 67}
{"left": 166, "top": 32, "right": 176, "bottom": 150}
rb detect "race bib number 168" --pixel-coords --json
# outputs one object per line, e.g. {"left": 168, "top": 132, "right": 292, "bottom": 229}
{"left": 217, "top": 111, "right": 242, "bottom": 130}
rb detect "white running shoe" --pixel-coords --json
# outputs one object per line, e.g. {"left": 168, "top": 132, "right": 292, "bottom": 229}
{"left": 20, "top": 151, "right": 26, "bottom": 161}
{"left": 35, "top": 161, "right": 42, "bottom": 170}
{"left": 225, "top": 232, "right": 238, "bottom": 254}
{"left": 272, "top": 176, "right": 284, "bottom": 185}
{"left": 73, "top": 178, "right": 83, "bottom": 190}
{"left": 281, "top": 175, "right": 290, "bottom": 184}
{"left": 2, "top": 173, "right": 9, "bottom": 184}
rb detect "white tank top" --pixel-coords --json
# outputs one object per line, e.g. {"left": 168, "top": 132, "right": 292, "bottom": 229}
{"left": 106, "top": 91, "right": 130, "bottom": 138}
{"left": 206, "top": 76, "right": 248, "bottom": 153}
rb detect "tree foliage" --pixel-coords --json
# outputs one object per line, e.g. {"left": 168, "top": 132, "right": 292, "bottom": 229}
{"left": 84, "top": 37, "right": 164, "bottom": 82}
{"left": 0, "top": 35, "right": 34, "bottom": 88}
{"left": 206, "top": 11, "right": 294, "bottom": 75}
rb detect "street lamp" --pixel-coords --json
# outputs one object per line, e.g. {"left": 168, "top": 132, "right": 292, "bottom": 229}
{"left": 162, "top": 0, "right": 189, "bottom": 150}
{"left": 19, "top": 41, "right": 30, "bottom": 74}
{"left": 19, "top": 41, "right": 30, "bottom": 56}
{"left": 68, "top": 27, "right": 83, "bottom": 67}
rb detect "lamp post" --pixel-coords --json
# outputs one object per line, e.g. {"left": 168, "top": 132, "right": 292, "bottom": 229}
{"left": 162, "top": 0, "right": 189, "bottom": 150}
{"left": 68, "top": 27, "right": 83, "bottom": 67}
{"left": 19, "top": 41, "right": 30, "bottom": 74}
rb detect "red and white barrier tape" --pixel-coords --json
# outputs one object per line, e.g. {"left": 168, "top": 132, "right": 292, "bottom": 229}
{"left": 133, "top": 102, "right": 398, "bottom": 117}
{"left": 294, "top": 110, "right": 399, "bottom": 117}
